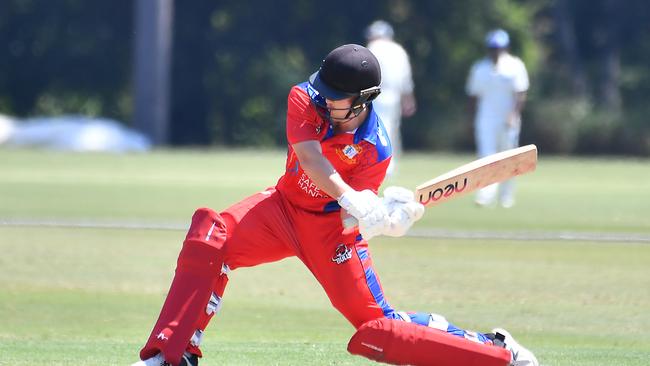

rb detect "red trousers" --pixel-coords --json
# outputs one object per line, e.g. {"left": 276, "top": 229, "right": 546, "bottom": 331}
{"left": 140, "top": 188, "right": 392, "bottom": 364}
{"left": 220, "top": 187, "right": 390, "bottom": 326}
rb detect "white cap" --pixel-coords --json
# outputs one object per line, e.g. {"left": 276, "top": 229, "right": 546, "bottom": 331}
{"left": 365, "top": 20, "right": 394, "bottom": 40}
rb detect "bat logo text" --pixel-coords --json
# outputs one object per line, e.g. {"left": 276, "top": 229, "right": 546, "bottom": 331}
{"left": 419, "top": 178, "right": 468, "bottom": 205}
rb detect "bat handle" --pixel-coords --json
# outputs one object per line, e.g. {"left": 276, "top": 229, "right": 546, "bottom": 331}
{"left": 342, "top": 215, "right": 358, "bottom": 229}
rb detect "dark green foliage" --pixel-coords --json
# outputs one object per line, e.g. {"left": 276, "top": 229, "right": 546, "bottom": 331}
{"left": 1, "top": 0, "right": 649, "bottom": 154}
{"left": 0, "top": 0, "right": 133, "bottom": 118}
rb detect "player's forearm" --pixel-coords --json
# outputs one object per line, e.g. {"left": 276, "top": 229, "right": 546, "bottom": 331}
{"left": 300, "top": 156, "right": 351, "bottom": 199}
{"left": 292, "top": 140, "right": 352, "bottom": 199}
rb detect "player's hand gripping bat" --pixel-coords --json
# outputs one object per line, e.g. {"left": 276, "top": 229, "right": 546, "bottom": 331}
{"left": 342, "top": 144, "right": 538, "bottom": 228}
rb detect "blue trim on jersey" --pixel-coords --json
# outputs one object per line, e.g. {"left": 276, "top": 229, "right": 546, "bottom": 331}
{"left": 297, "top": 82, "right": 392, "bottom": 163}
{"left": 356, "top": 246, "right": 395, "bottom": 317}
{"left": 373, "top": 113, "right": 392, "bottom": 162}
{"left": 353, "top": 105, "right": 392, "bottom": 164}
{"left": 353, "top": 105, "right": 379, "bottom": 144}
{"left": 323, "top": 200, "right": 340, "bottom": 213}
{"left": 298, "top": 81, "right": 311, "bottom": 95}
{"left": 324, "top": 123, "right": 335, "bottom": 139}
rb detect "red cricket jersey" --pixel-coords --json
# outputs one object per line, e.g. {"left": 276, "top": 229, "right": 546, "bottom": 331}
{"left": 275, "top": 83, "right": 392, "bottom": 212}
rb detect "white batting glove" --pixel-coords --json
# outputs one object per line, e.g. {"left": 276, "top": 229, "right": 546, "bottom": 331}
{"left": 381, "top": 186, "right": 425, "bottom": 237}
{"left": 338, "top": 190, "right": 390, "bottom": 240}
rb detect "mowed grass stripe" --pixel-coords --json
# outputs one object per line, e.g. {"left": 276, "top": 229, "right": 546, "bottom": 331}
{"left": 2, "top": 218, "right": 650, "bottom": 243}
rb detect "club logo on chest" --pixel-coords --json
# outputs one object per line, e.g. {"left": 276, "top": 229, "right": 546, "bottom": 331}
{"left": 336, "top": 144, "right": 362, "bottom": 164}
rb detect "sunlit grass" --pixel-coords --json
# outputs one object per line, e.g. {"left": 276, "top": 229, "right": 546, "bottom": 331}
{"left": 0, "top": 149, "right": 649, "bottom": 365}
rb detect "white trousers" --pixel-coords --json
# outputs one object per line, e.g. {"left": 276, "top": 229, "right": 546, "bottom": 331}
{"left": 474, "top": 119, "right": 520, "bottom": 205}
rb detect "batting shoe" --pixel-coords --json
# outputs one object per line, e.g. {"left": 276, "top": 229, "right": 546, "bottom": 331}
{"left": 491, "top": 328, "right": 539, "bottom": 366}
{"left": 131, "top": 352, "right": 198, "bottom": 366}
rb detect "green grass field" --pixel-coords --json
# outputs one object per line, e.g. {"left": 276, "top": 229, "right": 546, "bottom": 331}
{"left": 1, "top": 149, "right": 649, "bottom": 365}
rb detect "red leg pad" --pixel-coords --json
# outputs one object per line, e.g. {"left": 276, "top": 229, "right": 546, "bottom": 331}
{"left": 139, "top": 208, "right": 228, "bottom": 366}
{"left": 348, "top": 318, "right": 511, "bottom": 366}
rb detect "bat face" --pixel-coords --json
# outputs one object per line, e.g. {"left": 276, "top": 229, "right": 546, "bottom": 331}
{"left": 415, "top": 145, "right": 537, "bottom": 207}
{"left": 418, "top": 177, "right": 468, "bottom": 205}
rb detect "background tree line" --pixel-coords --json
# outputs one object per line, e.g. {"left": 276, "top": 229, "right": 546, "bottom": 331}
{"left": 2, "top": 0, "right": 649, "bottom": 155}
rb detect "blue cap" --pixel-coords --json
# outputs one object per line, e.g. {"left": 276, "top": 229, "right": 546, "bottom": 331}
{"left": 485, "top": 29, "right": 510, "bottom": 49}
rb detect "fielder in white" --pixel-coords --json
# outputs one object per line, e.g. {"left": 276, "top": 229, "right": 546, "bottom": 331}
{"left": 466, "top": 29, "right": 529, "bottom": 208}
{"left": 366, "top": 20, "right": 416, "bottom": 177}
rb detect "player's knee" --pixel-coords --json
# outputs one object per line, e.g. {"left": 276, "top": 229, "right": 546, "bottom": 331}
{"left": 178, "top": 208, "right": 229, "bottom": 271}
{"left": 330, "top": 299, "right": 385, "bottom": 330}
{"left": 186, "top": 208, "right": 228, "bottom": 246}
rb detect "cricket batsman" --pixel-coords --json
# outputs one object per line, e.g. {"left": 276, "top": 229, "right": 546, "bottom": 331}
{"left": 132, "top": 44, "right": 538, "bottom": 366}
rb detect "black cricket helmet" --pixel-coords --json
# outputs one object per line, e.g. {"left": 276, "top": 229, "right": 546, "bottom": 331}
{"left": 308, "top": 44, "right": 381, "bottom": 120}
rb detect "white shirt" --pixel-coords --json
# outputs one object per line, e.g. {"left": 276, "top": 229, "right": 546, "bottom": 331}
{"left": 466, "top": 53, "right": 529, "bottom": 127}
{"left": 367, "top": 38, "right": 414, "bottom": 113}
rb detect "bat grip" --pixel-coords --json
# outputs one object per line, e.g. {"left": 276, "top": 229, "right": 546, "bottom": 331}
{"left": 342, "top": 215, "right": 358, "bottom": 229}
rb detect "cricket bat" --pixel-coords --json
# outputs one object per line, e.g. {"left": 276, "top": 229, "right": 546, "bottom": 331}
{"left": 342, "top": 144, "right": 537, "bottom": 228}
{"left": 415, "top": 144, "right": 537, "bottom": 207}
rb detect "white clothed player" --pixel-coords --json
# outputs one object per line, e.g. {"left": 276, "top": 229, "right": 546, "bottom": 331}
{"left": 366, "top": 20, "right": 416, "bottom": 177}
{"left": 466, "top": 29, "right": 529, "bottom": 207}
